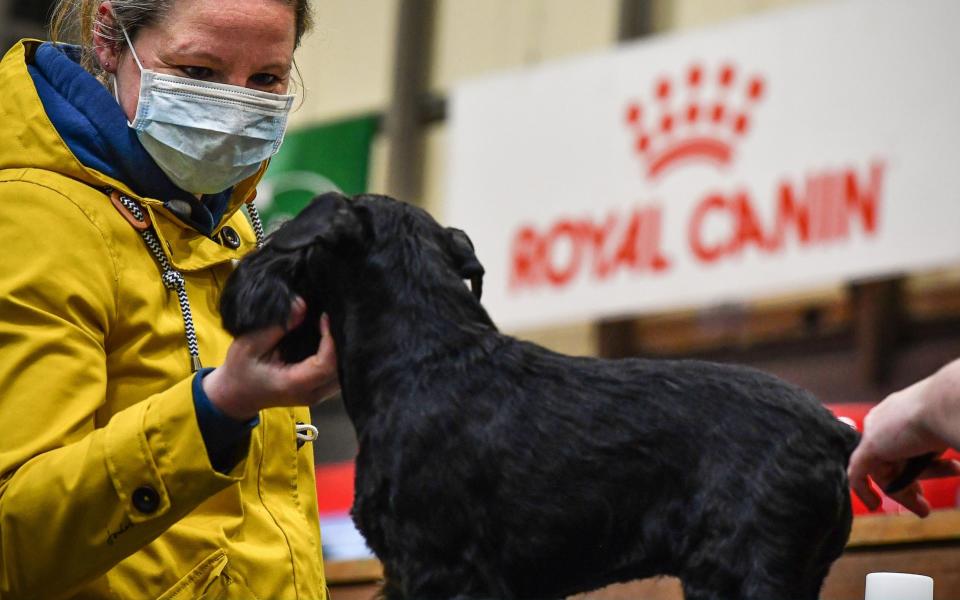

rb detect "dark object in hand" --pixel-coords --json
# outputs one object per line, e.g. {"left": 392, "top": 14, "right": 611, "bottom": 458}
{"left": 882, "top": 452, "right": 938, "bottom": 495}
{"left": 221, "top": 192, "right": 859, "bottom": 600}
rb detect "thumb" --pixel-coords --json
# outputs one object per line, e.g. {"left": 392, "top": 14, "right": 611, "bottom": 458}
{"left": 316, "top": 313, "right": 337, "bottom": 360}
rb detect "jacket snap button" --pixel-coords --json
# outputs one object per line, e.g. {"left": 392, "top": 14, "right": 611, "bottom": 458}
{"left": 132, "top": 486, "right": 160, "bottom": 514}
{"left": 220, "top": 226, "right": 241, "bottom": 249}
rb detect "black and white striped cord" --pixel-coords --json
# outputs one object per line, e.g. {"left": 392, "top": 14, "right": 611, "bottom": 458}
{"left": 116, "top": 193, "right": 204, "bottom": 373}
{"left": 245, "top": 202, "right": 266, "bottom": 249}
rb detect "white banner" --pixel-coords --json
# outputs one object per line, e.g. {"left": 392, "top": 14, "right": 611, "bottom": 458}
{"left": 446, "top": 0, "right": 960, "bottom": 330}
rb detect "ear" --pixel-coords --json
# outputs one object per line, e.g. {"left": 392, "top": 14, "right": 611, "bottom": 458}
{"left": 446, "top": 227, "right": 485, "bottom": 300}
{"left": 271, "top": 192, "right": 366, "bottom": 253}
{"left": 93, "top": 1, "right": 122, "bottom": 74}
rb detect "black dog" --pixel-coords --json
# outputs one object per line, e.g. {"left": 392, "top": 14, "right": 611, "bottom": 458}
{"left": 222, "top": 192, "right": 860, "bottom": 600}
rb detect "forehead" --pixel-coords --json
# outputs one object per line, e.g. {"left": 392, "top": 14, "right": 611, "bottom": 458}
{"left": 157, "top": 0, "right": 296, "bottom": 59}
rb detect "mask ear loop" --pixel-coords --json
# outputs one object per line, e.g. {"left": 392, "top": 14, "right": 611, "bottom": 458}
{"left": 114, "top": 21, "right": 146, "bottom": 127}
{"left": 118, "top": 22, "right": 145, "bottom": 72}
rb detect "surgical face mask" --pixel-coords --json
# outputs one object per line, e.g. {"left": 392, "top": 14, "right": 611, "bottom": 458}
{"left": 116, "top": 26, "right": 294, "bottom": 194}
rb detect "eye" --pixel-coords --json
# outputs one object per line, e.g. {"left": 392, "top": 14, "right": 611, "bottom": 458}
{"left": 180, "top": 66, "right": 214, "bottom": 80}
{"left": 250, "top": 73, "right": 283, "bottom": 88}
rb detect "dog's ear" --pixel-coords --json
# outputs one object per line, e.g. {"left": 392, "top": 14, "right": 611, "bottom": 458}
{"left": 220, "top": 251, "right": 300, "bottom": 336}
{"left": 271, "top": 192, "right": 366, "bottom": 253}
{"left": 446, "top": 227, "right": 485, "bottom": 300}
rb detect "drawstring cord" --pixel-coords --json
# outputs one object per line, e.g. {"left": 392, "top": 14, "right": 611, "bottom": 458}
{"left": 111, "top": 193, "right": 316, "bottom": 446}
{"left": 246, "top": 199, "right": 267, "bottom": 249}
{"left": 115, "top": 192, "right": 202, "bottom": 372}
{"left": 111, "top": 190, "right": 266, "bottom": 372}
{"left": 296, "top": 424, "right": 319, "bottom": 442}
{"left": 296, "top": 422, "right": 319, "bottom": 448}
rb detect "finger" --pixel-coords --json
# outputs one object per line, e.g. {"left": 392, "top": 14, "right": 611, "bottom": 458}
{"left": 234, "top": 322, "right": 289, "bottom": 357}
{"left": 890, "top": 482, "right": 931, "bottom": 518}
{"left": 279, "top": 316, "right": 340, "bottom": 400}
{"left": 286, "top": 313, "right": 334, "bottom": 368}
{"left": 287, "top": 296, "right": 307, "bottom": 329}
{"left": 851, "top": 477, "right": 882, "bottom": 512}
{"left": 848, "top": 449, "right": 882, "bottom": 511}
{"left": 315, "top": 313, "right": 338, "bottom": 366}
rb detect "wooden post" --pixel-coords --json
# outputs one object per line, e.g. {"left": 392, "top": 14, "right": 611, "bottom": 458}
{"left": 850, "top": 278, "right": 904, "bottom": 386}
{"left": 384, "top": 0, "right": 436, "bottom": 204}
{"left": 0, "top": 0, "right": 13, "bottom": 51}
{"left": 617, "top": 0, "right": 656, "bottom": 42}
{"left": 596, "top": 0, "right": 658, "bottom": 359}
{"left": 597, "top": 318, "right": 641, "bottom": 359}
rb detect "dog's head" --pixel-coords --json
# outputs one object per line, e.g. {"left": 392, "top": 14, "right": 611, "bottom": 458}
{"left": 349, "top": 194, "right": 485, "bottom": 301}
{"left": 220, "top": 192, "right": 486, "bottom": 362}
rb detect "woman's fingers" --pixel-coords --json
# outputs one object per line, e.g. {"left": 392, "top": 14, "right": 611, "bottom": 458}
{"left": 281, "top": 313, "right": 340, "bottom": 400}
{"left": 288, "top": 296, "right": 308, "bottom": 327}
{"left": 309, "top": 314, "right": 341, "bottom": 400}
{"left": 315, "top": 313, "right": 338, "bottom": 368}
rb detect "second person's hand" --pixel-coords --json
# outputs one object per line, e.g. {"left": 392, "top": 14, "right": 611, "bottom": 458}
{"left": 848, "top": 377, "right": 960, "bottom": 516}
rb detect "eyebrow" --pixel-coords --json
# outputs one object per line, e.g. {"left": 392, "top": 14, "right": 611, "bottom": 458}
{"left": 163, "top": 48, "right": 291, "bottom": 73}
{"left": 258, "top": 62, "right": 294, "bottom": 74}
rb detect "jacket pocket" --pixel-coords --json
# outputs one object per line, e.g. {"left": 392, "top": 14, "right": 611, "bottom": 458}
{"left": 157, "top": 550, "right": 258, "bottom": 600}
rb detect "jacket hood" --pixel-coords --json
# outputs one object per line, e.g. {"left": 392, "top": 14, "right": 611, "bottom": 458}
{"left": 0, "top": 40, "right": 264, "bottom": 234}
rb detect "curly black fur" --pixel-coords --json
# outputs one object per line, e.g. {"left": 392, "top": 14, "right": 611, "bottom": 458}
{"left": 221, "top": 192, "right": 859, "bottom": 600}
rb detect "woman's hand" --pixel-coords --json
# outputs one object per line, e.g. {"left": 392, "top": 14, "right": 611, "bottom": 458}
{"left": 203, "top": 297, "right": 340, "bottom": 421}
{"left": 848, "top": 373, "right": 960, "bottom": 517}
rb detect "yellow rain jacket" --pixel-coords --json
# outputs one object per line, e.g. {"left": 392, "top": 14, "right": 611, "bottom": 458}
{"left": 0, "top": 41, "right": 326, "bottom": 599}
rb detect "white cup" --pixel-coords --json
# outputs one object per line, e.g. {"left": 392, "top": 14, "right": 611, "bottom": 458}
{"left": 865, "top": 572, "right": 934, "bottom": 600}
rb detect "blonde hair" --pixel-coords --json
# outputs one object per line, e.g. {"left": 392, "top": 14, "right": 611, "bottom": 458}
{"left": 48, "top": 0, "right": 314, "bottom": 77}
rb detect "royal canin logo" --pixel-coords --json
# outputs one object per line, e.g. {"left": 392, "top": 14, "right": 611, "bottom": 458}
{"left": 507, "top": 61, "right": 884, "bottom": 293}
{"left": 625, "top": 64, "right": 766, "bottom": 179}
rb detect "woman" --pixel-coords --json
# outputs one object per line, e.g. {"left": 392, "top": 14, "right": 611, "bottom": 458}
{"left": 0, "top": 0, "right": 339, "bottom": 598}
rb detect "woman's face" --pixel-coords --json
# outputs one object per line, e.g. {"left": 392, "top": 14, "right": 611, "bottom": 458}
{"left": 96, "top": 0, "right": 297, "bottom": 122}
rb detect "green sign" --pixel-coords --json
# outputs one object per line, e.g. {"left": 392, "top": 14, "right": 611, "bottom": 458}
{"left": 256, "top": 115, "right": 378, "bottom": 232}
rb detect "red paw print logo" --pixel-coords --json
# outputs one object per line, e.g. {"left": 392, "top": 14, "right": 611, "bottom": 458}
{"left": 625, "top": 63, "right": 766, "bottom": 180}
